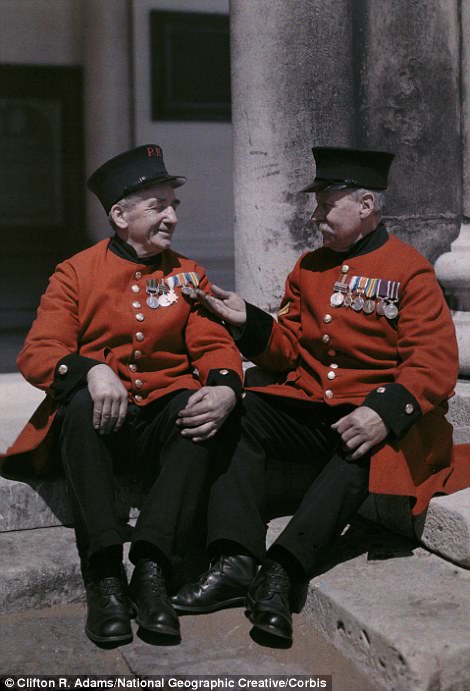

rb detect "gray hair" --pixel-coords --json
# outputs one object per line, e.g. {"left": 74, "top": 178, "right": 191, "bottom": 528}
{"left": 108, "top": 193, "right": 140, "bottom": 230}
{"left": 349, "top": 188, "right": 386, "bottom": 215}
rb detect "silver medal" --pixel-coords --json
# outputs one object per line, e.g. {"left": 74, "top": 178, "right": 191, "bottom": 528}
{"left": 384, "top": 302, "right": 399, "bottom": 320}
{"left": 146, "top": 295, "right": 160, "bottom": 309}
{"left": 352, "top": 296, "right": 364, "bottom": 312}
{"left": 330, "top": 292, "right": 344, "bottom": 307}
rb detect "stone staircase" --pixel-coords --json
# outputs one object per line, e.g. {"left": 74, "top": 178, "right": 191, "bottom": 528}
{"left": 1, "top": 373, "right": 470, "bottom": 690}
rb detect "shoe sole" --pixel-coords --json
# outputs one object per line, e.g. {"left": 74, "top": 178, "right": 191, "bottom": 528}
{"left": 134, "top": 617, "right": 180, "bottom": 637}
{"left": 85, "top": 626, "right": 133, "bottom": 644}
{"left": 245, "top": 597, "right": 292, "bottom": 642}
{"left": 172, "top": 596, "right": 246, "bottom": 614}
{"left": 129, "top": 599, "right": 180, "bottom": 637}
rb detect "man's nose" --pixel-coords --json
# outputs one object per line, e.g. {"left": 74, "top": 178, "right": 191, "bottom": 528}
{"left": 166, "top": 206, "right": 177, "bottom": 223}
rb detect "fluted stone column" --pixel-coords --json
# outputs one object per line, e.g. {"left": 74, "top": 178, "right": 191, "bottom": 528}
{"left": 231, "top": 0, "right": 354, "bottom": 311}
{"left": 435, "top": 0, "right": 470, "bottom": 376}
{"left": 84, "top": 0, "right": 132, "bottom": 241}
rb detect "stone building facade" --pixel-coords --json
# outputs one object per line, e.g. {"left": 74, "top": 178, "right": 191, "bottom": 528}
{"left": 0, "top": 0, "right": 469, "bottom": 374}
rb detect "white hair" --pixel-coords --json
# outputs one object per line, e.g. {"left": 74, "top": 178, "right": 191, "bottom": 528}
{"left": 349, "top": 187, "right": 386, "bottom": 215}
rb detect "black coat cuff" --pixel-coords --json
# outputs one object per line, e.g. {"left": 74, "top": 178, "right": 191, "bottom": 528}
{"left": 235, "top": 302, "right": 274, "bottom": 359}
{"left": 363, "top": 383, "right": 422, "bottom": 439}
{"left": 206, "top": 368, "right": 244, "bottom": 400}
{"left": 51, "top": 354, "right": 103, "bottom": 405}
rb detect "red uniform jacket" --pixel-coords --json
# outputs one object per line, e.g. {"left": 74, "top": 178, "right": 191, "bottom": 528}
{"left": 3, "top": 238, "right": 243, "bottom": 472}
{"left": 239, "top": 229, "right": 469, "bottom": 514}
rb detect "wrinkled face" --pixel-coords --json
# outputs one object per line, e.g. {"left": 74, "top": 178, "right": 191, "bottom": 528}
{"left": 311, "top": 189, "right": 369, "bottom": 252}
{"left": 113, "top": 183, "right": 179, "bottom": 257}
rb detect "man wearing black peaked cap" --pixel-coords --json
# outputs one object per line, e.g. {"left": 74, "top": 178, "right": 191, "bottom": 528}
{"left": 171, "top": 146, "right": 468, "bottom": 645}
{"left": 5, "top": 145, "right": 244, "bottom": 645}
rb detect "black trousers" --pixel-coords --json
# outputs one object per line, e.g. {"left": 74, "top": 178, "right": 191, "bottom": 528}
{"left": 206, "top": 391, "right": 371, "bottom": 578}
{"left": 60, "top": 388, "right": 214, "bottom": 570}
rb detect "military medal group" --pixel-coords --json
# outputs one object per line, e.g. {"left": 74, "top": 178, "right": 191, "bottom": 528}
{"left": 330, "top": 266, "right": 400, "bottom": 319}
{"left": 145, "top": 272, "right": 200, "bottom": 309}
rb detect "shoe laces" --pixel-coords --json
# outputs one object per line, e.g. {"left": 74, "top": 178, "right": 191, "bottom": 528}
{"left": 141, "top": 561, "right": 167, "bottom": 594}
{"left": 262, "top": 562, "right": 291, "bottom": 593}
{"left": 98, "top": 576, "right": 126, "bottom": 601}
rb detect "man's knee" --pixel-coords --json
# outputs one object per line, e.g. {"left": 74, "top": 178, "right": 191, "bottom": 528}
{"left": 60, "top": 387, "right": 94, "bottom": 431}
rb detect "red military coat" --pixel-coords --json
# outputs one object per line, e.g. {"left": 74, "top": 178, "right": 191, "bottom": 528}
{"left": 3, "top": 238, "right": 243, "bottom": 472}
{"left": 240, "top": 228, "right": 469, "bottom": 515}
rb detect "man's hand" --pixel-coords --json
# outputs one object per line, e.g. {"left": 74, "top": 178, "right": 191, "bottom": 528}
{"left": 86, "top": 364, "right": 128, "bottom": 434}
{"left": 183, "top": 284, "right": 247, "bottom": 329}
{"left": 331, "top": 406, "right": 388, "bottom": 461}
{"left": 176, "top": 385, "right": 237, "bottom": 442}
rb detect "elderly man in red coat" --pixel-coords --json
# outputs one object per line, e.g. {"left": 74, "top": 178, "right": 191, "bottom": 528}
{"left": 4, "top": 145, "right": 243, "bottom": 645}
{"left": 171, "top": 147, "right": 469, "bottom": 645}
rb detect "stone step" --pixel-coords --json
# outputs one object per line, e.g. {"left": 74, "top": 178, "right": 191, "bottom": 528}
{"left": 0, "top": 472, "right": 143, "bottom": 532}
{"left": 2, "top": 468, "right": 470, "bottom": 570}
{"left": 1, "top": 517, "right": 469, "bottom": 690}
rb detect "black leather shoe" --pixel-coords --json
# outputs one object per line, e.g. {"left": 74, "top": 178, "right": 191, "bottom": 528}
{"left": 171, "top": 554, "right": 258, "bottom": 613}
{"left": 129, "top": 559, "right": 180, "bottom": 637}
{"left": 245, "top": 560, "right": 293, "bottom": 642}
{"left": 85, "top": 574, "right": 133, "bottom": 644}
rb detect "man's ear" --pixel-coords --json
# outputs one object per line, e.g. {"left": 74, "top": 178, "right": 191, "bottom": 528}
{"left": 359, "top": 192, "right": 375, "bottom": 218}
{"left": 110, "top": 203, "right": 128, "bottom": 230}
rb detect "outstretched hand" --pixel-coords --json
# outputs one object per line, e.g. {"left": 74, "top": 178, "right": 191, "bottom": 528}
{"left": 183, "top": 283, "right": 247, "bottom": 329}
{"left": 176, "top": 385, "right": 237, "bottom": 442}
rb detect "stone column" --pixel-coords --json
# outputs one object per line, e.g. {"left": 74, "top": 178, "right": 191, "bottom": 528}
{"left": 435, "top": 0, "right": 470, "bottom": 376}
{"left": 84, "top": 0, "right": 132, "bottom": 241}
{"left": 230, "top": 0, "right": 355, "bottom": 311}
{"left": 354, "top": 0, "right": 461, "bottom": 263}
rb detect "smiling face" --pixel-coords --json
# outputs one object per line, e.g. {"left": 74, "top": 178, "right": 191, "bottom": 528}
{"left": 311, "top": 188, "right": 376, "bottom": 252}
{"left": 110, "top": 183, "right": 179, "bottom": 258}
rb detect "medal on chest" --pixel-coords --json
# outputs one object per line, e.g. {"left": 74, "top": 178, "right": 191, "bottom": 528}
{"left": 145, "top": 272, "right": 201, "bottom": 310}
{"left": 329, "top": 271, "right": 400, "bottom": 319}
{"left": 146, "top": 279, "right": 160, "bottom": 309}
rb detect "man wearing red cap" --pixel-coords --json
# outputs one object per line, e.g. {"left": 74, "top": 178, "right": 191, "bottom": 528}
{"left": 171, "top": 147, "right": 469, "bottom": 645}
{"left": 3, "top": 145, "right": 244, "bottom": 645}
